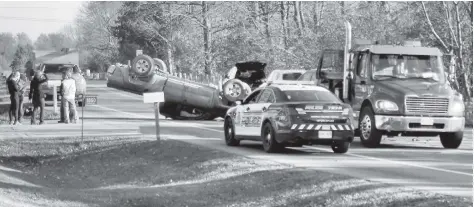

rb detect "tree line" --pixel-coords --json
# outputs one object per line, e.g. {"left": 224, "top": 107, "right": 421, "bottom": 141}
{"left": 0, "top": 1, "right": 470, "bottom": 102}
{"left": 74, "top": 1, "right": 472, "bottom": 101}
{"left": 0, "top": 27, "right": 77, "bottom": 74}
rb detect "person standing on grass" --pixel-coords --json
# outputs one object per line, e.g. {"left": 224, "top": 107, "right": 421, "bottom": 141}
{"left": 17, "top": 70, "right": 28, "bottom": 123}
{"left": 6, "top": 71, "right": 21, "bottom": 125}
{"left": 71, "top": 65, "right": 86, "bottom": 123}
{"left": 29, "top": 65, "right": 49, "bottom": 125}
{"left": 58, "top": 66, "right": 69, "bottom": 123}
{"left": 60, "top": 70, "right": 77, "bottom": 124}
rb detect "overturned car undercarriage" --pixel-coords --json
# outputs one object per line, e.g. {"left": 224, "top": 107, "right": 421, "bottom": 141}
{"left": 106, "top": 54, "right": 267, "bottom": 120}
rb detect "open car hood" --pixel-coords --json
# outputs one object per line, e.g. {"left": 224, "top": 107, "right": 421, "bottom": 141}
{"left": 235, "top": 61, "right": 266, "bottom": 82}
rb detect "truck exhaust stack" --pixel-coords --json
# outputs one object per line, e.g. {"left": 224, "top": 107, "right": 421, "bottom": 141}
{"left": 342, "top": 21, "right": 352, "bottom": 100}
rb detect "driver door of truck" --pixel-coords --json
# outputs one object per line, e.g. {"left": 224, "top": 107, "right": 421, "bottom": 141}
{"left": 351, "top": 52, "right": 371, "bottom": 117}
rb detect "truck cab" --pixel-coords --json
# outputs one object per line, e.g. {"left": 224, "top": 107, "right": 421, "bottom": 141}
{"left": 317, "top": 21, "right": 465, "bottom": 149}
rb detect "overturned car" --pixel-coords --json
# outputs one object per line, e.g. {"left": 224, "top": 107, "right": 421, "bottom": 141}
{"left": 106, "top": 54, "right": 267, "bottom": 120}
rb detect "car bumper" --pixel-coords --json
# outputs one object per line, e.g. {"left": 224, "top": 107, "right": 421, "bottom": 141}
{"left": 375, "top": 115, "right": 465, "bottom": 133}
{"left": 275, "top": 123, "right": 354, "bottom": 144}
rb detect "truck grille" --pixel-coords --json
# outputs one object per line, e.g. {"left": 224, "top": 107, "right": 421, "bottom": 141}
{"left": 405, "top": 97, "right": 449, "bottom": 114}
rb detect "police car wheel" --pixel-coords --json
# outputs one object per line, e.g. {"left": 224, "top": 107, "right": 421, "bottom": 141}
{"left": 224, "top": 117, "right": 240, "bottom": 146}
{"left": 262, "top": 122, "right": 283, "bottom": 153}
{"left": 331, "top": 141, "right": 350, "bottom": 153}
{"left": 359, "top": 106, "right": 382, "bottom": 148}
{"left": 439, "top": 131, "right": 463, "bottom": 149}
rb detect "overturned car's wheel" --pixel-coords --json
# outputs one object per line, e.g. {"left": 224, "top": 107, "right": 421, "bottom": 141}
{"left": 132, "top": 54, "right": 154, "bottom": 76}
{"left": 222, "top": 79, "right": 250, "bottom": 102}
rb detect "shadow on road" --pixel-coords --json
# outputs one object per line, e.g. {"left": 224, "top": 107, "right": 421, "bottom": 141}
{"left": 238, "top": 142, "right": 332, "bottom": 155}
{"left": 350, "top": 141, "right": 444, "bottom": 150}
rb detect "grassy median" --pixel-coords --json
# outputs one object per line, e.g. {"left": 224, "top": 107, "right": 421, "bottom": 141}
{"left": 0, "top": 106, "right": 60, "bottom": 124}
{"left": 0, "top": 136, "right": 470, "bottom": 207}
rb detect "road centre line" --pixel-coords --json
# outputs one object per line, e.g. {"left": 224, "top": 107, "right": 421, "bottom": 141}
{"left": 304, "top": 146, "right": 473, "bottom": 177}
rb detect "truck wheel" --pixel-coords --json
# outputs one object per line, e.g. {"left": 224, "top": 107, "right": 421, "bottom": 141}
{"left": 224, "top": 117, "right": 240, "bottom": 146}
{"left": 262, "top": 122, "right": 284, "bottom": 153}
{"left": 439, "top": 131, "right": 463, "bottom": 149}
{"left": 131, "top": 55, "right": 154, "bottom": 76}
{"left": 222, "top": 79, "right": 249, "bottom": 102}
{"left": 359, "top": 106, "right": 382, "bottom": 148}
{"left": 331, "top": 141, "right": 350, "bottom": 153}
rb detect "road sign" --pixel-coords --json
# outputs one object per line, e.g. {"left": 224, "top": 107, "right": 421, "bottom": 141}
{"left": 143, "top": 92, "right": 165, "bottom": 103}
{"left": 85, "top": 95, "right": 98, "bottom": 105}
{"left": 143, "top": 92, "right": 165, "bottom": 141}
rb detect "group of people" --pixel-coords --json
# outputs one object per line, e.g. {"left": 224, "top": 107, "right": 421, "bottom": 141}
{"left": 6, "top": 65, "right": 85, "bottom": 125}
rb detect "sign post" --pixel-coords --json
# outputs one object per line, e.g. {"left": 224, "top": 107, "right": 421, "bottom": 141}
{"left": 80, "top": 94, "right": 98, "bottom": 142}
{"left": 143, "top": 92, "right": 165, "bottom": 141}
{"left": 53, "top": 86, "right": 58, "bottom": 113}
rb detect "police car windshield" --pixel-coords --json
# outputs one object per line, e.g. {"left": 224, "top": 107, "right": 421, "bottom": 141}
{"left": 282, "top": 90, "right": 341, "bottom": 102}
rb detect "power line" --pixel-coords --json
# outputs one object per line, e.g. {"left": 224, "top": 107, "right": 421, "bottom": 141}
{"left": 0, "top": 16, "right": 73, "bottom": 23}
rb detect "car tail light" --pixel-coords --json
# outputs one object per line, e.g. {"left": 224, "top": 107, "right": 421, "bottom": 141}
{"left": 342, "top": 107, "right": 355, "bottom": 128}
{"left": 275, "top": 107, "right": 291, "bottom": 125}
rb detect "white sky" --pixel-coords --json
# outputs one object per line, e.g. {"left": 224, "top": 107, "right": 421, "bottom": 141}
{"left": 0, "top": 1, "right": 84, "bottom": 42}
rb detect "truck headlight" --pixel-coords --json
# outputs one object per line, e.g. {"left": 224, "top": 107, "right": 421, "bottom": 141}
{"left": 375, "top": 100, "right": 398, "bottom": 111}
{"left": 450, "top": 101, "right": 465, "bottom": 117}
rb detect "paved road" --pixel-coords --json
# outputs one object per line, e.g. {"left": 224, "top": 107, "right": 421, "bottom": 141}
{"left": 1, "top": 82, "right": 472, "bottom": 198}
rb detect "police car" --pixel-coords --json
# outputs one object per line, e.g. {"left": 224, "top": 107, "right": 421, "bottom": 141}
{"left": 223, "top": 81, "right": 355, "bottom": 153}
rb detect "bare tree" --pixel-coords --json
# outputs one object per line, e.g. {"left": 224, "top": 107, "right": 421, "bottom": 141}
{"left": 202, "top": 1, "right": 212, "bottom": 75}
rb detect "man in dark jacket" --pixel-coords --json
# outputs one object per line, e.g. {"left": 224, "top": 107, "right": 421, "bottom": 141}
{"left": 29, "top": 67, "right": 49, "bottom": 125}
{"left": 7, "top": 71, "right": 21, "bottom": 125}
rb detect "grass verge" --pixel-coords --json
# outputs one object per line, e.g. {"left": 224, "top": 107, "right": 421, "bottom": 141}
{"left": 0, "top": 136, "right": 471, "bottom": 207}
{"left": 0, "top": 107, "right": 60, "bottom": 124}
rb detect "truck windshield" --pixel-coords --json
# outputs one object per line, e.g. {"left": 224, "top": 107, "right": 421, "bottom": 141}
{"left": 371, "top": 54, "right": 445, "bottom": 83}
{"left": 282, "top": 90, "right": 341, "bottom": 102}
